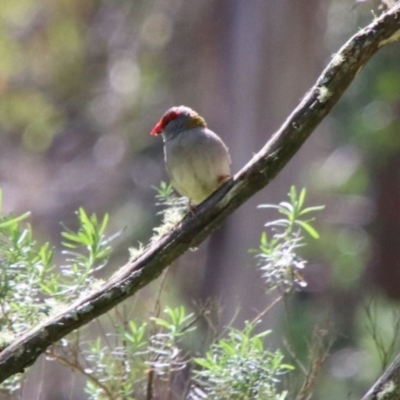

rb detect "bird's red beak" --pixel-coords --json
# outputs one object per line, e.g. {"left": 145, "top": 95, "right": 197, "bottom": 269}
{"left": 150, "top": 121, "right": 163, "bottom": 135}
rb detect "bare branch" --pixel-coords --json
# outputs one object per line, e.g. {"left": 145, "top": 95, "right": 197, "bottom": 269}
{"left": 1, "top": 3, "right": 400, "bottom": 384}
{"left": 362, "top": 353, "right": 400, "bottom": 400}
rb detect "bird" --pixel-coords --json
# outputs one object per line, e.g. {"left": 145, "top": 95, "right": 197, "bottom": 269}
{"left": 150, "top": 105, "right": 231, "bottom": 207}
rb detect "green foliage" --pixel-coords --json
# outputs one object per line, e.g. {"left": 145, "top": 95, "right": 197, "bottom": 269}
{"left": 58, "top": 208, "right": 118, "bottom": 300}
{"left": 191, "top": 322, "right": 293, "bottom": 400}
{"left": 259, "top": 186, "right": 324, "bottom": 239}
{"left": 81, "top": 308, "right": 293, "bottom": 400}
{"left": 153, "top": 181, "right": 187, "bottom": 213}
{"left": 84, "top": 323, "right": 148, "bottom": 400}
{"left": 148, "top": 306, "right": 196, "bottom": 376}
{"left": 0, "top": 195, "right": 117, "bottom": 341}
{"left": 0, "top": 197, "right": 120, "bottom": 395}
{"left": 38, "top": 209, "right": 118, "bottom": 305}
{"left": 151, "top": 182, "right": 187, "bottom": 242}
{"left": 253, "top": 186, "right": 324, "bottom": 291}
{"left": 82, "top": 306, "right": 197, "bottom": 399}
{"left": 0, "top": 190, "right": 53, "bottom": 336}
{"left": 127, "top": 182, "right": 187, "bottom": 259}
{"left": 0, "top": 186, "right": 324, "bottom": 399}
{"left": 153, "top": 181, "right": 184, "bottom": 209}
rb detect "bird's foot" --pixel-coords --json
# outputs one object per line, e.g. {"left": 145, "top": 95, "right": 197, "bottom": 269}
{"left": 188, "top": 200, "right": 197, "bottom": 215}
{"left": 217, "top": 174, "right": 231, "bottom": 184}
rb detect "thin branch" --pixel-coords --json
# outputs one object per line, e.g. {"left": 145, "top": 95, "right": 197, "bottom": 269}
{"left": 249, "top": 294, "right": 283, "bottom": 326}
{"left": 46, "top": 351, "right": 116, "bottom": 400}
{"left": 294, "top": 327, "right": 332, "bottom": 400}
{"left": 1, "top": 3, "right": 400, "bottom": 384}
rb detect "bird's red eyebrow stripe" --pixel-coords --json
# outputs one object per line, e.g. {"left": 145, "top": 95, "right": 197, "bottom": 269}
{"left": 150, "top": 121, "right": 163, "bottom": 135}
{"left": 162, "top": 110, "right": 180, "bottom": 125}
{"left": 150, "top": 110, "right": 180, "bottom": 135}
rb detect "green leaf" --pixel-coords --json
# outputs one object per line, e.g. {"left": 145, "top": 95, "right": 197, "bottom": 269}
{"left": 299, "top": 205, "right": 325, "bottom": 215}
{"left": 257, "top": 204, "right": 281, "bottom": 209}
{"left": 61, "top": 231, "right": 83, "bottom": 243}
{"left": 289, "top": 185, "right": 297, "bottom": 204}
{"left": 298, "top": 187, "right": 306, "bottom": 209}
{"left": 151, "top": 317, "right": 172, "bottom": 330}
{"left": 260, "top": 232, "right": 268, "bottom": 246}
{"left": 296, "top": 220, "right": 320, "bottom": 239}
{"left": 0, "top": 212, "right": 30, "bottom": 229}
{"left": 98, "top": 213, "right": 109, "bottom": 236}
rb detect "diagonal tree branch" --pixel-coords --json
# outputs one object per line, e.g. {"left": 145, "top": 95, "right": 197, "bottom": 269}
{"left": 1, "top": 3, "right": 400, "bottom": 385}
{"left": 362, "top": 352, "right": 400, "bottom": 400}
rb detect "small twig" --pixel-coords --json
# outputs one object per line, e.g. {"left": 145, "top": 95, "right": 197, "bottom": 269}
{"left": 34, "top": 357, "right": 46, "bottom": 400}
{"left": 45, "top": 350, "right": 116, "bottom": 400}
{"left": 145, "top": 269, "right": 171, "bottom": 399}
{"left": 94, "top": 317, "right": 113, "bottom": 350}
{"left": 153, "top": 269, "right": 171, "bottom": 320}
{"left": 249, "top": 294, "right": 283, "bottom": 326}
{"left": 295, "top": 327, "right": 331, "bottom": 400}
{"left": 146, "top": 369, "right": 154, "bottom": 400}
{"left": 180, "top": 306, "right": 208, "bottom": 334}
{"left": 283, "top": 338, "right": 308, "bottom": 375}
{"left": 363, "top": 296, "right": 400, "bottom": 372}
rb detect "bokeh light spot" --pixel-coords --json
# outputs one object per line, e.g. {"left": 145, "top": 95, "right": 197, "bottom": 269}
{"left": 109, "top": 60, "right": 140, "bottom": 95}
{"left": 93, "top": 134, "right": 125, "bottom": 167}
{"left": 140, "top": 13, "right": 172, "bottom": 48}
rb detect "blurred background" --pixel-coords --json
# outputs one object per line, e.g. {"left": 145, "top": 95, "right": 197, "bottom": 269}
{"left": 1, "top": 0, "right": 400, "bottom": 398}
